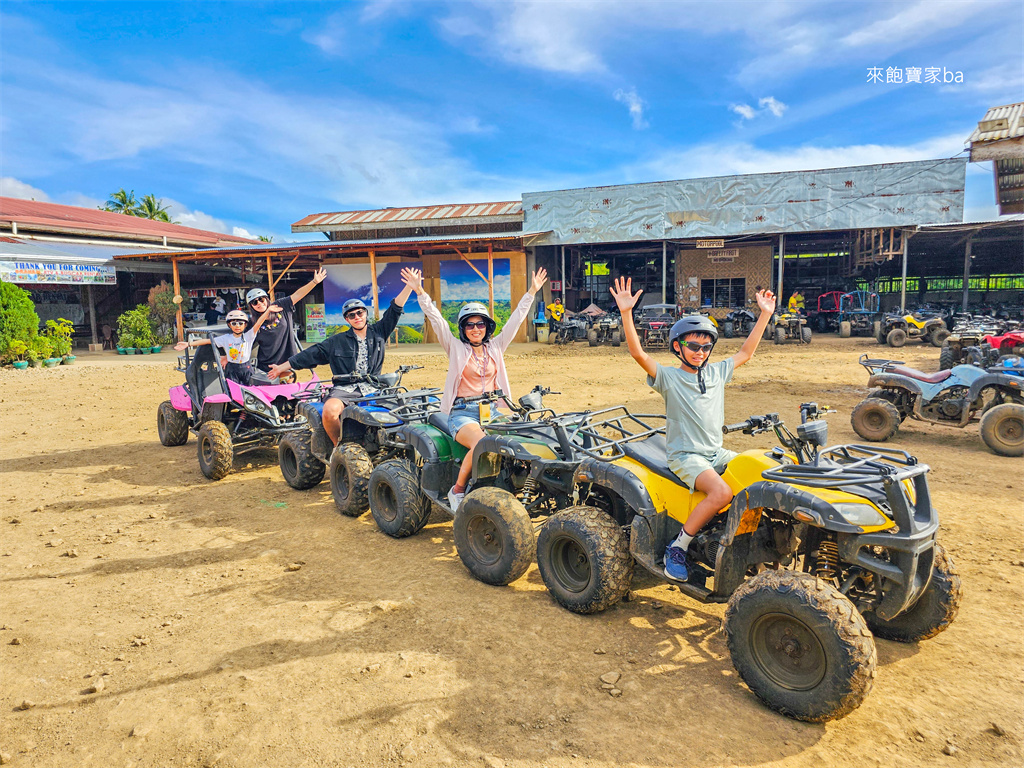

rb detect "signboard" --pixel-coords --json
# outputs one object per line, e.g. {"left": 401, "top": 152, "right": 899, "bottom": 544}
{"left": 706, "top": 249, "right": 739, "bottom": 263}
{"left": 0, "top": 261, "right": 116, "bottom": 285}
{"left": 695, "top": 239, "right": 725, "bottom": 249}
{"left": 550, "top": 280, "right": 562, "bottom": 291}
{"left": 305, "top": 303, "right": 326, "bottom": 343}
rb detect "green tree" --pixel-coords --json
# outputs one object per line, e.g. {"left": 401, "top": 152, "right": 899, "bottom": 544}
{"left": 0, "top": 281, "right": 40, "bottom": 356}
{"left": 258, "top": 235, "right": 273, "bottom": 243}
{"left": 138, "top": 194, "right": 174, "bottom": 222}
{"left": 103, "top": 188, "right": 141, "bottom": 216}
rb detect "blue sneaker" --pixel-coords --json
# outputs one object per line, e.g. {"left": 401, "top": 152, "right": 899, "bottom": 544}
{"left": 664, "top": 545, "right": 690, "bottom": 582}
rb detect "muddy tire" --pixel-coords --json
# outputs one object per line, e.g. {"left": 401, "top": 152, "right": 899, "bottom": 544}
{"left": 938, "top": 345, "right": 955, "bottom": 370}
{"left": 930, "top": 328, "right": 950, "bottom": 348}
{"left": 196, "top": 420, "right": 233, "bottom": 480}
{"left": 611, "top": 331, "right": 622, "bottom": 347}
{"left": 537, "top": 506, "right": 633, "bottom": 614}
{"left": 157, "top": 401, "right": 189, "bottom": 446}
{"left": 724, "top": 570, "right": 877, "bottom": 722}
{"left": 765, "top": 322, "right": 775, "bottom": 340}
{"left": 851, "top": 398, "right": 901, "bottom": 442}
{"left": 369, "top": 459, "right": 432, "bottom": 538}
{"left": 722, "top": 321, "right": 735, "bottom": 339}
{"left": 801, "top": 326, "right": 812, "bottom": 344}
{"left": 979, "top": 403, "right": 1024, "bottom": 457}
{"left": 278, "top": 429, "right": 326, "bottom": 490}
{"left": 839, "top": 321, "right": 851, "bottom": 339}
{"left": 774, "top": 326, "right": 786, "bottom": 345}
{"left": 866, "top": 389, "right": 908, "bottom": 421}
{"left": 873, "top": 321, "right": 883, "bottom": 342}
{"left": 865, "top": 543, "right": 961, "bottom": 642}
{"left": 886, "top": 328, "right": 907, "bottom": 348}
{"left": 453, "top": 487, "right": 535, "bottom": 586}
{"left": 329, "top": 442, "right": 373, "bottom": 516}
{"left": 587, "top": 329, "right": 598, "bottom": 347}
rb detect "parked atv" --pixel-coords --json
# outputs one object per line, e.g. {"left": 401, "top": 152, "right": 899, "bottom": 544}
{"left": 722, "top": 308, "right": 757, "bottom": 339}
{"left": 809, "top": 291, "right": 843, "bottom": 333}
{"left": 635, "top": 304, "right": 677, "bottom": 349}
{"left": 772, "top": 312, "right": 812, "bottom": 344}
{"left": 587, "top": 313, "right": 622, "bottom": 347}
{"left": 838, "top": 291, "right": 880, "bottom": 338}
{"left": 535, "top": 403, "right": 959, "bottom": 722}
{"left": 984, "top": 329, "right": 1024, "bottom": 360}
{"left": 158, "top": 335, "right": 314, "bottom": 480}
{"left": 877, "top": 311, "right": 948, "bottom": 348}
{"left": 553, "top": 315, "right": 589, "bottom": 345}
{"left": 851, "top": 354, "right": 1024, "bottom": 456}
{"left": 278, "top": 365, "right": 440, "bottom": 514}
{"left": 939, "top": 319, "right": 1004, "bottom": 370}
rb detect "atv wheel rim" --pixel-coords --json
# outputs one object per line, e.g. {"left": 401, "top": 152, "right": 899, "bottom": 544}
{"left": 201, "top": 437, "right": 214, "bottom": 465}
{"left": 333, "top": 464, "right": 349, "bottom": 499}
{"left": 550, "top": 535, "right": 591, "bottom": 593}
{"left": 374, "top": 483, "right": 398, "bottom": 522}
{"left": 158, "top": 412, "right": 167, "bottom": 437}
{"left": 281, "top": 446, "right": 297, "bottom": 479}
{"left": 864, "top": 410, "right": 887, "bottom": 430}
{"left": 749, "top": 613, "right": 826, "bottom": 691}
{"left": 996, "top": 417, "right": 1022, "bottom": 446}
{"left": 465, "top": 514, "right": 502, "bottom": 565}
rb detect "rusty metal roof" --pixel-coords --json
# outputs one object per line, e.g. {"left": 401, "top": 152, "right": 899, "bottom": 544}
{"left": 0, "top": 197, "right": 257, "bottom": 248}
{"left": 292, "top": 201, "right": 522, "bottom": 232}
{"left": 969, "top": 103, "right": 1024, "bottom": 143}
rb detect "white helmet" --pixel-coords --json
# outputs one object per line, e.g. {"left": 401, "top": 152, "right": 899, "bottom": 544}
{"left": 457, "top": 302, "right": 496, "bottom": 342}
{"left": 226, "top": 309, "right": 248, "bottom": 323}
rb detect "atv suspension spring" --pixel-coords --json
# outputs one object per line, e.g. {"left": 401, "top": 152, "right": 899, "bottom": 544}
{"left": 815, "top": 539, "right": 840, "bottom": 581}
{"left": 520, "top": 475, "right": 539, "bottom": 505}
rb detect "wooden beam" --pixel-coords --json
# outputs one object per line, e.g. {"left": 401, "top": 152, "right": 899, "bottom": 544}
{"left": 453, "top": 246, "right": 490, "bottom": 285}
{"left": 266, "top": 255, "right": 275, "bottom": 299}
{"left": 488, "top": 243, "right": 494, "bottom": 316}
{"left": 270, "top": 252, "right": 301, "bottom": 293}
{"left": 172, "top": 258, "right": 184, "bottom": 342}
{"left": 369, "top": 249, "right": 380, "bottom": 320}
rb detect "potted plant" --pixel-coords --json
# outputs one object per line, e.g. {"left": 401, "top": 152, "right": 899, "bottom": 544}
{"left": 7, "top": 339, "right": 29, "bottom": 369}
{"left": 29, "top": 335, "right": 52, "bottom": 367}
{"left": 117, "top": 305, "right": 154, "bottom": 355}
{"left": 44, "top": 318, "right": 75, "bottom": 363}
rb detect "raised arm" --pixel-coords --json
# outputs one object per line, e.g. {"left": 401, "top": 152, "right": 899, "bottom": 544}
{"left": 493, "top": 268, "right": 546, "bottom": 350}
{"left": 610, "top": 277, "right": 657, "bottom": 379}
{"left": 288, "top": 267, "right": 327, "bottom": 304}
{"left": 250, "top": 304, "right": 283, "bottom": 336}
{"left": 401, "top": 268, "right": 453, "bottom": 354}
{"left": 732, "top": 289, "right": 776, "bottom": 368}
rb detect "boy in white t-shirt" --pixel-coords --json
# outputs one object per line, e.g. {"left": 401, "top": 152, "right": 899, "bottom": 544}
{"left": 175, "top": 306, "right": 279, "bottom": 385}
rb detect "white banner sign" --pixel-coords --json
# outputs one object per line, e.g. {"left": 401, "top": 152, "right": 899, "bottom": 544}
{"left": 705, "top": 249, "right": 739, "bottom": 262}
{"left": 0, "top": 261, "right": 117, "bottom": 285}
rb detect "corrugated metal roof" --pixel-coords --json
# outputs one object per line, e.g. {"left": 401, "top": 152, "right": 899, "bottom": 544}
{"left": 314, "top": 231, "right": 541, "bottom": 247}
{"left": 0, "top": 197, "right": 257, "bottom": 247}
{"left": 0, "top": 237, "right": 163, "bottom": 265}
{"left": 969, "top": 103, "right": 1024, "bottom": 143}
{"left": 293, "top": 201, "right": 522, "bottom": 229}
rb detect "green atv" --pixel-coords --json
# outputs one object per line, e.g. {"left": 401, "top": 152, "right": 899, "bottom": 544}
{"left": 533, "top": 404, "right": 960, "bottom": 722}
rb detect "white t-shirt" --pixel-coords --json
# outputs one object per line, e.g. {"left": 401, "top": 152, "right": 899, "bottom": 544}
{"left": 213, "top": 296, "right": 226, "bottom": 313}
{"left": 214, "top": 330, "right": 256, "bottom": 365}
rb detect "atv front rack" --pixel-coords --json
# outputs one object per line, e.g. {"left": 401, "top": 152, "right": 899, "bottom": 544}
{"left": 761, "top": 443, "right": 927, "bottom": 488}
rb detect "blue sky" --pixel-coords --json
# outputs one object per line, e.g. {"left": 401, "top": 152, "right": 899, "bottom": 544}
{"left": 2, "top": 1, "right": 1021, "bottom": 241}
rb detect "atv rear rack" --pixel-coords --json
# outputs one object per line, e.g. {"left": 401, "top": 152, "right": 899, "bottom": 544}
{"left": 565, "top": 407, "right": 668, "bottom": 462}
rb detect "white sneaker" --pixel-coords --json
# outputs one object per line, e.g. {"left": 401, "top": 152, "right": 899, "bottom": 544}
{"left": 447, "top": 487, "right": 466, "bottom": 512}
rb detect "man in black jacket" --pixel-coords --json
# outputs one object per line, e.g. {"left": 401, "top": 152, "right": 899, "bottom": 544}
{"left": 267, "top": 272, "right": 416, "bottom": 446}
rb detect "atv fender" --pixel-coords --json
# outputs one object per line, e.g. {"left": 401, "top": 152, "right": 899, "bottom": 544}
{"left": 867, "top": 374, "right": 922, "bottom": 396}
{"left": 391, "top": 424, "right": 464, "bottom": 496}
{"left": 199, "top": 399, "right": 227, "bottom": 423}
{"left": 967, "top": 374, "right": 1024, "bottom": 403}
{"left": 471, "top": 435, "right": 547, "bottom": 480}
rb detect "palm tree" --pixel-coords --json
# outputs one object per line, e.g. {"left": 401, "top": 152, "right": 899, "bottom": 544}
{"left": 138, "top": 194, "right": 174, "bottom": 222}
{"left": 103, "top": 188, "right": 140, "bottom": 216}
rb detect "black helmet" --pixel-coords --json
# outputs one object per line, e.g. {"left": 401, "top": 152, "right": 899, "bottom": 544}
{"left": 342, "top": 298, "right": 368, "bottom": 318}
{"left": 669, "top": 315, "right": 718, "bottom": 358}
{"left": 457, "top": 302, "right": 496, "bottom": 343}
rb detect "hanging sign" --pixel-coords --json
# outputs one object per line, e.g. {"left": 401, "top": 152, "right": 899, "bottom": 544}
{"left": 706, "top": 249, "right": 739, "bottom": 263}
{"left": 695, "top": 239, "right": 725, "bottom": 249}
{"left": 305, "top": 303, "right": 327, "bottom": 343}
{"left": 0, "top": 261, "right": 117, "bottom": 285}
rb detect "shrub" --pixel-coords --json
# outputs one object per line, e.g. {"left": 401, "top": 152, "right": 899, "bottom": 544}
{"left": 44, "top": 317, "right": 75, "bottom": 357}
{"left": 6, "top": 339, "right": 28, "bottom": 362}
{"left": 117, "top": 305, "right": 155, "bottom": 349}
{"left": 0, "top": 281, "right": 40, "bottom": 354}
{"left": 29, "top": 335, "right": 53, "bottom": 361}
{"left": 148, "top": 281, "right": 190, "bottom": 332}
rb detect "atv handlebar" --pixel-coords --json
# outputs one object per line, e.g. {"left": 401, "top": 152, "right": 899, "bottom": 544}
{"left": 723, "top": 413, "right": 780, "bottom": 435}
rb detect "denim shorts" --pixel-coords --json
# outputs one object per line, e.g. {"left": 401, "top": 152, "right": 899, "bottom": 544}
{"left": 669, "top": 448, "right": 738, "bottom": 489}
{"left": 448, "top": 403, "right": 503, "bottom": 436}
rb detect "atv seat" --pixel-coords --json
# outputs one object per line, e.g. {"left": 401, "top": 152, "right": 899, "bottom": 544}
{"left": 888, "top": 365, "right": 953, "bottom": 383}
{"left": 620, "top": 434, "right": 690, "bottom": 489}
{"left": 429, "top": 412, "right": 452, "bottom": 434}
{"left": 184, "top": 344, "right": 225, "bottom": 404}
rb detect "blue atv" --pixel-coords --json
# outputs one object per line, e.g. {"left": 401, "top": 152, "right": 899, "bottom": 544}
{"left": 278, "top": 365, "right": 440, "bottom": 515}
{"left": 837, "top": 291, "right": 881, "bottom": 339}
{"left": 851, "top": 354, "right": 1023, "bottom": 456}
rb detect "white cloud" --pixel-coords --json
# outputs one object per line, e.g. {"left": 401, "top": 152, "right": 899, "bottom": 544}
{"left": 730, "top": 103, "right": 757, "bottom": 120}
{"left": 758, "top": 96, "right": 787, "bottom": 117}
{"left": 1, "top": 177, "right": 50, "bottom": 201}
{"left": 613, "top": 88, "right": 648, "bottom": 129}
{"left": 232, "top": 226, "right": 256, "bottom": 239}
{"left": 730, "top": 98, "right": 786, "bottom": 122}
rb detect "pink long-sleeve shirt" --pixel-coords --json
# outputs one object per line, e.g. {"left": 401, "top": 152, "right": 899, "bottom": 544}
{"left": 419, "top": 290, "right": 537, "bottom": 414}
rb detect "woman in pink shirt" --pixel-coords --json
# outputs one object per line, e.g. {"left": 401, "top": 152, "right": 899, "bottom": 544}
{"left": 401, "top": 267, "right": 547, "bottom": 510}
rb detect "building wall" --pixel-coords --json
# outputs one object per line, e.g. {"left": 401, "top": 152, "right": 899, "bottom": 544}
{"left": 675, "top": 245, "right": 773, "bottom": 319}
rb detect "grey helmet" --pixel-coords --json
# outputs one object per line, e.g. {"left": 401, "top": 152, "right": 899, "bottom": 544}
{"left": 457, "top": 302, "right": 496, "bottom": 343}
{"left": 342, "top": 298, "right": 369, "bottom": 318}
{"left": 669, "top": 315, "right": 719, "bottom": 394}
{"left": 245, "top": 288, "right": 269, "bottom": 306}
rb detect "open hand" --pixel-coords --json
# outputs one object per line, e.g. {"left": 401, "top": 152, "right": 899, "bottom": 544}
{"left": 530, "top": 268, "right": 548, "bottom": 294}
{"left": 609, "top": 277, "right": 643, "bottom": 312}
{"left": 313, "top": 267, "right": 327, "bottom": 284}
{"left": 401, "top": 267, "right": 423, "bottom": 292}
{"left": 755, "top": 290, "right": 776, "bottom": 315}
{"left": 267, "top": 363, "right": 287, "bottom": 380}
{"left": 174, "top": 341, "right": 188, "bottom": 351}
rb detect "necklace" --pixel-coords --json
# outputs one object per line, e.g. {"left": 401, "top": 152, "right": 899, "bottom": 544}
{"left": 471, "top": 346, "right": 489, "bottom": 394}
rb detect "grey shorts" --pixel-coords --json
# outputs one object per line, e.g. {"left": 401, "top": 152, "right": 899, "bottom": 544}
{"left": 669, "top": 448, "right": 738, "bottom": 489}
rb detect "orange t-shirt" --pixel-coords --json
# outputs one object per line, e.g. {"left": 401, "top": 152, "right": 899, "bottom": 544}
{"left": 457, "top": 347, "right": 497, "bottom": 398}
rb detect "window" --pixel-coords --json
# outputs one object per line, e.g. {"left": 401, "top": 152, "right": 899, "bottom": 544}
{"left": 700, "top": 278, "right": 745, "bottom": 308}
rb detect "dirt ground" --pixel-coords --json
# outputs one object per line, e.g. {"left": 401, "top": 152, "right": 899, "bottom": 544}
{"left": 1, "top": 335, "right": 1022, "bottom": 768}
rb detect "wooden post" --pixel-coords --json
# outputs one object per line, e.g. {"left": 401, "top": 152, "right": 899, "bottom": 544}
{"left": 962, "top": 235, "right": 973, "bottom": 312}
{"left": 85, "top": 285, "right": 99, "bottom": 347}
{"left": 368, "top": 249, "right": 380, "bottom": 320}
{"left": 266, "top": 255, "right": 275, "bottom": 300}
{"left": 899, "top": 230, "right": 909, "bottom": 313}
{"left": 560, "top": 245, "right": 565, "bottom": 301}
{"left": 172, "top": 258, "right": 184, "bottom": 342}
{"left": 661, "top": 241, "right": 667, "bottom": 303}
{"left": 487, "top": 243, "right": 494, "bottom": 317}
{"left": 776, "top": 234, "right": 785, "bottom": 305}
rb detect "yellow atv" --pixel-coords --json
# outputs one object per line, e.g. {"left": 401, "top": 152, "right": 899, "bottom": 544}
{"left": 771, "top": 312, "right": 812, "bottom": 344}
{"left": 535, "top": 404, "right": 960, "bottom": 722}
{"left": 878, "top": 311, "right": 949, "bottom": 348}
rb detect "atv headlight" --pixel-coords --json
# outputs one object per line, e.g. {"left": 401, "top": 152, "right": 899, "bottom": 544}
{"left": 832, "top": 502, "right": 888, "bottom": 527}
{"left": 243, "top": 393, "right": 267, "bottom": 413}
{"left": 374, "top": 413, "right": 401, "bottom": 425}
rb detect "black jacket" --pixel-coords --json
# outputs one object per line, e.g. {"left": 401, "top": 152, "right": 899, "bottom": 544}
{"left": 287, "top": 300, "right": 402, "bottom": 376}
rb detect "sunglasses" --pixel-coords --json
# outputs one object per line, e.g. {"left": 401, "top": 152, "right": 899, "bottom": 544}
{"left": 228, "top": 320, "right": 247, "bottom": 326}
{"left": 463, "top": 321, "right": 488, "bottom": 330}
{"left": 683, "top": 341, "right": 714, "bottom": 353}
{"left": 344, "top": 309, "right": 367, "bottom": 319}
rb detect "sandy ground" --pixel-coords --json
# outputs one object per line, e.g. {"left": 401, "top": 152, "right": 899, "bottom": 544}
{"left": 1, "top": 336, "right": 1022, "bottom": 768}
